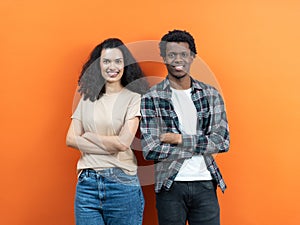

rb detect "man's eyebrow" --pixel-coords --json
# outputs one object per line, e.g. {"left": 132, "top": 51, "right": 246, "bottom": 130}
{"left": 167, "top": 51, "right": 188, "bottom": 53}
{"left": 102, "top": 57, "right": 123, "bottom": 60}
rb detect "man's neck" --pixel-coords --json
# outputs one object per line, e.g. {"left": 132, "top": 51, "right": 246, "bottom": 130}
{"left": 168, "top": 74, "right": 191, "bottom": 90}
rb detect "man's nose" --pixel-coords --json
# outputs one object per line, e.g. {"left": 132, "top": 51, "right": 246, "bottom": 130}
{"left": 174, "top": 54, "right": 183, "bottom": 62}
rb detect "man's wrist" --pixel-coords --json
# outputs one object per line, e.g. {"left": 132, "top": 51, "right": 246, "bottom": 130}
{"left": 177, "top": 134, "right": 182, "bottom": 144}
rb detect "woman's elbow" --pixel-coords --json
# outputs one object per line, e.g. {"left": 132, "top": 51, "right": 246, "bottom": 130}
{"left": 66, "top": 135, "right": 75, "bottom": 148}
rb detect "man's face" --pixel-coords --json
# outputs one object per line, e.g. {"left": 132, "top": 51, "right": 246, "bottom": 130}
{"left": 164, "top": 42, "right": 194, "bottom": 79}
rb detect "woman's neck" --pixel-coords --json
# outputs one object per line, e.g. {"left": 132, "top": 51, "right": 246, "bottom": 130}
{"left": 105, "top": 82, "right": 123, "bottom": 95}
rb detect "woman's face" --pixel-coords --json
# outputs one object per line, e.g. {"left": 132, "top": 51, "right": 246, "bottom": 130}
{"left": 100, "top": 48, "right": 124, "bottom": 83}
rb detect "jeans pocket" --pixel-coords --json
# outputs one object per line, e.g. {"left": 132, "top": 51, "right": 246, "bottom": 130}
{"left": 77, "top": 170, "right": 95, "bottom": 183}
{"left": 111, "top": 169, "right": 139, "bottom": 185}
{"left": 78, "top": 171, "right": 87, "bottom": 183}
{"left": 201, "top": 181, "right": 215, "bottom": 190}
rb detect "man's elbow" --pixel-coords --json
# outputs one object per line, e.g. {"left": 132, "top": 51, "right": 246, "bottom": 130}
{"left": 223, "top": 139, "right": 230, "bottom": 152}
{"left": 142, "top": 149, "right": 154, "bottom": 160}
{"left": 143, "top": 153, "right": 150, "bottom": 160}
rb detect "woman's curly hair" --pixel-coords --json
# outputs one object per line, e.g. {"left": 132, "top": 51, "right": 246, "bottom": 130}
{"left": 159, "top": 29, "right": 197, "bottom": 58}
{"left": 78, "top": 38, "right": 149, "bottom": 101}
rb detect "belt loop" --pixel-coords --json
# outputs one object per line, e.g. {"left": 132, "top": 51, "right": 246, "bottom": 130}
{"left": 83, "top": 169, "right": 88, "bottom": 177}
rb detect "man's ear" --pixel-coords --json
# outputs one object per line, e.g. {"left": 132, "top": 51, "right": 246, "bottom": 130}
{"left": 190, "top": 54, "right": 195, "bottom": 62}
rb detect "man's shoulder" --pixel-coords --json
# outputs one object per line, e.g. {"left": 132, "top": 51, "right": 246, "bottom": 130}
{"left": 142, "top": 79, "right": 167, "bottom": 99}
{"left": 193, "top": 79, "right": 220, "bottom": 96}
{"left": 193, "top": 79, "right": 214, "bottom": 90}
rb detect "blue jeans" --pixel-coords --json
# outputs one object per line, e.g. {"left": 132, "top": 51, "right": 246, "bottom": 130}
{"left": 156, "top": 181, "right": 220, "bottom": 225}
{"left": 75, "top": 168, "right": 144, "bottom": 225}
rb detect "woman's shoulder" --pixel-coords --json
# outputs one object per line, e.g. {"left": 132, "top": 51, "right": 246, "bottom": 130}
{"left": 123, "top": 88, "right": 141, "bottom": 99}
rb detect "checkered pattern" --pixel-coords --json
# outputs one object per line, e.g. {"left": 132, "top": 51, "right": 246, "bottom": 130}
{"left": 140, "top": 77, "right": 230, "bottom": 193}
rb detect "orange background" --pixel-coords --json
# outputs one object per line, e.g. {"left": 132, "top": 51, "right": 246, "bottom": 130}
{"left": 1, "top": 0, "right": 300, "bottom": 224}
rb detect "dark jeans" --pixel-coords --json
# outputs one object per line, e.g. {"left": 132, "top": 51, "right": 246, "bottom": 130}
{"left": 156, "top": 180, "right": 220, "bottom": 225}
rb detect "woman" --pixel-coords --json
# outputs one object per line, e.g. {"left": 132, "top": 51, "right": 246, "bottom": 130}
{"left": 66, "top": 38, "right": 147, "bottom": 225}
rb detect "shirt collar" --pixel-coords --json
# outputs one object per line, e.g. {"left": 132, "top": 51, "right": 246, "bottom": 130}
{"left": 158, "top": 76, "right": 203, "bottom": 99}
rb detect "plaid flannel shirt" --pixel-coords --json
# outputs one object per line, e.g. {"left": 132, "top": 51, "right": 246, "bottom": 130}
{"left": 140, "top": 77, "right": 230, "bottom": 193}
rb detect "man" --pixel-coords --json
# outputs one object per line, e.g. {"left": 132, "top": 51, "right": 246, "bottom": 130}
{"left": 140, "top": 30, "right": 230, "bottom": 225}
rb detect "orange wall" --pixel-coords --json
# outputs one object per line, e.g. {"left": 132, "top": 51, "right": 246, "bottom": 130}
{"left": 1, "top": 0, "right": 300, "bottom": 224}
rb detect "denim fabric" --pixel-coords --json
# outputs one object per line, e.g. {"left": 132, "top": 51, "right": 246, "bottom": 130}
{"left": 75, "top": 168, "right": 144, "bottom": 225}
{"left": 156, "top": 181, "right": 220, "bottom": 225}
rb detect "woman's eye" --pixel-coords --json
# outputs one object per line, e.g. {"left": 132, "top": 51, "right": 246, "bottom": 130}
{"left": 103, "top": 59, "right": 110, "bottom": 64}
{"left": 115, "top": 59, "right": 123, "bottom": 64}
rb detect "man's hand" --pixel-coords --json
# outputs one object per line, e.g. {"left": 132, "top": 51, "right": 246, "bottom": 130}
{"left": 160, "top": 133, "right": 182, "bottom": 144}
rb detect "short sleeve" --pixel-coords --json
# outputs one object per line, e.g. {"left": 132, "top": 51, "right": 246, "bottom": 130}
{"left": 125, "top": 93, "right": 141, "bottom": 121}
{"left": 71, "top": 97, "right": 83, "bottom": 121}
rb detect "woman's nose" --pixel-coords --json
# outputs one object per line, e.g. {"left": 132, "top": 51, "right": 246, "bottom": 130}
{"left": 108, "top": 62, "right": 117, "bottom": 69}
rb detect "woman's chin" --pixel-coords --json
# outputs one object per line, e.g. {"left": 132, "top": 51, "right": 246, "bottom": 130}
{"left": 105, "top": 78, "right": 121, "bottom": 83}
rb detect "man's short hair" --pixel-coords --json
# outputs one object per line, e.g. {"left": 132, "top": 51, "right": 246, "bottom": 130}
{"left": 159, "top": 29, "right": 197, "bottom": 58}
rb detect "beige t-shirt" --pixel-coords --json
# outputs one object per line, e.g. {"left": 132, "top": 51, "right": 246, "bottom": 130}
{"left": 71, "top": 88, "right": 141, "bottom": 175}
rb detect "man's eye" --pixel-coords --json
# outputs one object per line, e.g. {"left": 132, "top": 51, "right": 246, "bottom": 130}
{"left": 168, "top": 53, "right": 175, "bottom": 58}
{"left": 181, "top": 52, "right": 188, "bottom": 58}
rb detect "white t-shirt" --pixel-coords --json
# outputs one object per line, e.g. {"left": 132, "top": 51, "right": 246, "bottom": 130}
{"left": 71, "top": 88, "right": 141, "bottom": 175}
{"left": 171, "top": 88, "right": 212, "bottom": 181}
